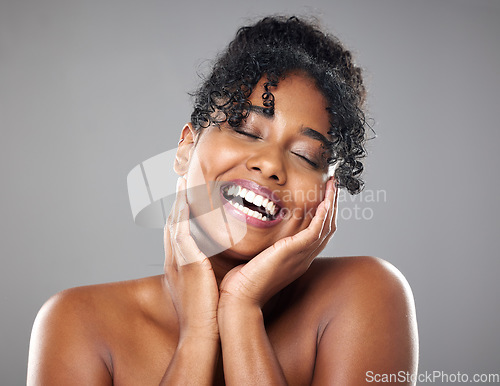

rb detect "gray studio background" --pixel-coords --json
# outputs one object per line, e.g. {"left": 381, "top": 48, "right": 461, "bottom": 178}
{"left": 1, "top": 0, "right": 499, "bottom": 384}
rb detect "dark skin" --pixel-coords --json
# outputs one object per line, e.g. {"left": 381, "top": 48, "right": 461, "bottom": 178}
{"left": 28, "top": 74, "right": 418, "bottom": 385}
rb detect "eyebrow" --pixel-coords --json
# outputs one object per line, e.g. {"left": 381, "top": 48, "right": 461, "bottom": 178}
{"left": 248, "top": 105, "right": 332, "bottom": 149}
{"left": 300, "top": 127, "right": 333, "bottom": 149}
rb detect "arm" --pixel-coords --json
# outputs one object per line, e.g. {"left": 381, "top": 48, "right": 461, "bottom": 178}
{"left": 218, "top": 300, "right": 286, "bottom": 385}
{"left": 159, "top": 177, "right": 221, "bottom": 385}
{"left": 158, "top": 258, "right": 220, "bottom": 386}
{"left": 311, "top": 257, "right": 419, "bottom": 385}
{"left": 159, "top": 333, "right": 220, "bottom": 386}
{"left": 27, "top": 290, "right": 112, "bottom": 386}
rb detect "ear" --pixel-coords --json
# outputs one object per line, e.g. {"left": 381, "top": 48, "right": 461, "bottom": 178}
{"left": 174, "top": 123, "right": 197, "bottom": 176}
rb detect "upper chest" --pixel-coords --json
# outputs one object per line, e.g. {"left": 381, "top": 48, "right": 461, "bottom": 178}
{"left": 108, "top": 294, "right": 325, "bottom": 385}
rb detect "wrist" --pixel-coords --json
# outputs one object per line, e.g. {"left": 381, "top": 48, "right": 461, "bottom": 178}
{"left": 218, "top": 289, "right": 262, "bottom": 309}
{"left": 218, "top": 297, "right": 263, "bottom": 331}
{"left": 178, "top": 324, "right": 220, "bottom": 344}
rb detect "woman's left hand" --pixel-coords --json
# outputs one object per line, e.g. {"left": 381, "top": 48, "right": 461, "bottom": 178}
{"left": 219, "top": 178, "right": 338, "bottom": 308}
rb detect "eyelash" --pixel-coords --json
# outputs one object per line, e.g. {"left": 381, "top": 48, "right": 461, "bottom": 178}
{"left": 233, "top": 128, "right": 320, "bottom": 169}
{"left": 234, "top": 129, "right": 260, "bottom": 139}
{"left": 293, "top": 153, "right": 318, "bottom": 168}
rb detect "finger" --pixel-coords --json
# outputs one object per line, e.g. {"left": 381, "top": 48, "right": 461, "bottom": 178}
{"left": 314, "top": 220, "right": 336, "bottom": 256}
{"left": 166, "top": 177, "right": 187, "bottom": 268}
{"left": 169, "top": 177, "right": 185, "bottom": 223}
{"left": 164, "top": 178, "right": 186, "bottom": 265}
{"left": 320, "top": 178, "right": 337, "bottom": 238}
{"left": 287, "top": 180, "right": 334, "bottom": 251}
{"left": 308, "top": 196, "right": 329, "bottom": 237}
{"left": 314, "top": 181, "right": 339, "bottom": 254}
{"left": 274, "top": 202, "right": 328, "bottom": 256}
{"left": 166, "top": 177, "right": 185, "bottom": 246}
{"left": 332, "top": 179, "right": 339, "bottom": 230}
{"left": 300, "top": 179, "right": 337, "bottom": 260}
{"left": 171, "top": 177, "right": 190, "bottom": 265}
{"left": 318, "top": 178, "right": 333, "bottom": 237}
{"left": 172, "top": 201, "right": 192, "bottom": 266}
{"left": 164, "top": 223, "right": 174, "bottom": 269}
{"left": 170, "top": 178, "right": 207, "bottom": 266}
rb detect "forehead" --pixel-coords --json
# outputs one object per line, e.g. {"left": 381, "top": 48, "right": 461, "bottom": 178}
{"left": 248, "top": 73, "right": 331, "bottom": 136}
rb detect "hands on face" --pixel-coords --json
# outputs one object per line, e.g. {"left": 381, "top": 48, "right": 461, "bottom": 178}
{"left": 163, "top": 177, "right": 220, "bottom": 339}
{"left": 163, "top": 176, "right": 338, "bottom": 336}
{"left": 220, "top": 177, "right": 338, "bottom": 308}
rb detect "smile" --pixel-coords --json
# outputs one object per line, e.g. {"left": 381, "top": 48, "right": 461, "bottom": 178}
{"left": 220, "top": 179, "right": 283, "bottom": 227}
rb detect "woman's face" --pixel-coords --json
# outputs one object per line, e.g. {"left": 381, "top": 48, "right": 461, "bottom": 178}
{"left": 180, "top": 73, "right": 333, "bottom": 260}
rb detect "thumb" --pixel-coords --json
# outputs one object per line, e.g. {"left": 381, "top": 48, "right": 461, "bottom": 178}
{"left": 164, "top": 223, "right": 174, "bottom": 270}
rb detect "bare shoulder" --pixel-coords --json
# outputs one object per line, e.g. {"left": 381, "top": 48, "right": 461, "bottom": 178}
{"left": 27, "top": 276, "right": 166, "bottom": 385}
{"left": 296, "top": 256, "right": 419, "bottom": 384}
{"left": 305, "top": 255, "right": 416, "bottom": 309}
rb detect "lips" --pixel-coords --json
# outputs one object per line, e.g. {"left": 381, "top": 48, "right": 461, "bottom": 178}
{"left": 220, "top": 179, "right": 283, "bottom": 226}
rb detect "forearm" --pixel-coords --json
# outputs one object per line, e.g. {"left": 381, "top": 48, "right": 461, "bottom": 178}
{"left": 159, "top": 335, "right": 219, "bottom": 386}
{"left": 218, "top": 300, "right": 287, "bottom": 385}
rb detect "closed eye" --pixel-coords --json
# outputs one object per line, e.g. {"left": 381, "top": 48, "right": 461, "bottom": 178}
{"left": 293, "top": 152, "right": 319, "bottom": 168}
{"left": 234, "top": 129, "right": 261, "bottom": 139}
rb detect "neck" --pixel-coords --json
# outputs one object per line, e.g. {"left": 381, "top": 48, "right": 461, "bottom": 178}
{"left": 188, "top": 217, "right": 286, "bottom": 317}
{"left": 209, "top": 252, "right": 249, "bottom": 287}
{"left": 190, "top": 217, "right": 250, "bottom": 286}
{"left": 208, "top": 250, "right": 286, "bottom": 320}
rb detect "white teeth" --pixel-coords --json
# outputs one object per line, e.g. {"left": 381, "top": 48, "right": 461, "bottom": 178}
{"left": 225, "top": 184, "right": 279, "bottom": 218}
{"left": 229, "top": 200, "right": 261, "bottom": 219}
{"left": 229, "top": 201, "right": 241, "bottom": 210}
{"left": 245, "top": 190, "right": 255, "bottom": 203}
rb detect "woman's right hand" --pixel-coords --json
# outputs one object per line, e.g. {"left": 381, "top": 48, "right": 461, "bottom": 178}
{"left": 163, "top": 177, "right": 220, "bottom": 341}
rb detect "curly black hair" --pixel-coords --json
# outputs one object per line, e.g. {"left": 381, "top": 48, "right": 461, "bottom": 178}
{"left": 191, "top": 16, "right": 368, "bottom": 194}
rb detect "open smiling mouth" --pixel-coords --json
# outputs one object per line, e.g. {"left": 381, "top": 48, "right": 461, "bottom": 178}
{"left": 221, "top": 183, "right": 282, "bottom": 222}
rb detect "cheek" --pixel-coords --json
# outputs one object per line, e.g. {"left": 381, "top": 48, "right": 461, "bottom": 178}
{"left": 282, "top": 180, "right": 326, "bottom": 224}
{"left": 184, "top": 136, "right": 240, "bottom": 216}
{"left": 184, "top": 150, "right": 213, "bottom": 218}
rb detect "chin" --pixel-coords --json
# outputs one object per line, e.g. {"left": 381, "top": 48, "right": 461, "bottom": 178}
{"left": 189, "top": 211, "right": 277, "bottom": 261}
{"left": 224, "top": 238, "right": 271, "bottom": 260}
{"left": 188, "top": 209, "right": 248, "bottom": 259}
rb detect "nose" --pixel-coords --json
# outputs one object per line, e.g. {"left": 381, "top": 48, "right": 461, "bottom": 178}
{"left": 246, "top": 146, "right": 287, "bottom": 184}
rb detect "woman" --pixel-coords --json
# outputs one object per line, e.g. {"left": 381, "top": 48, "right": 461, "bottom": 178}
{"left": 28, "top": 16, "right": 418, "bottom": 385}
